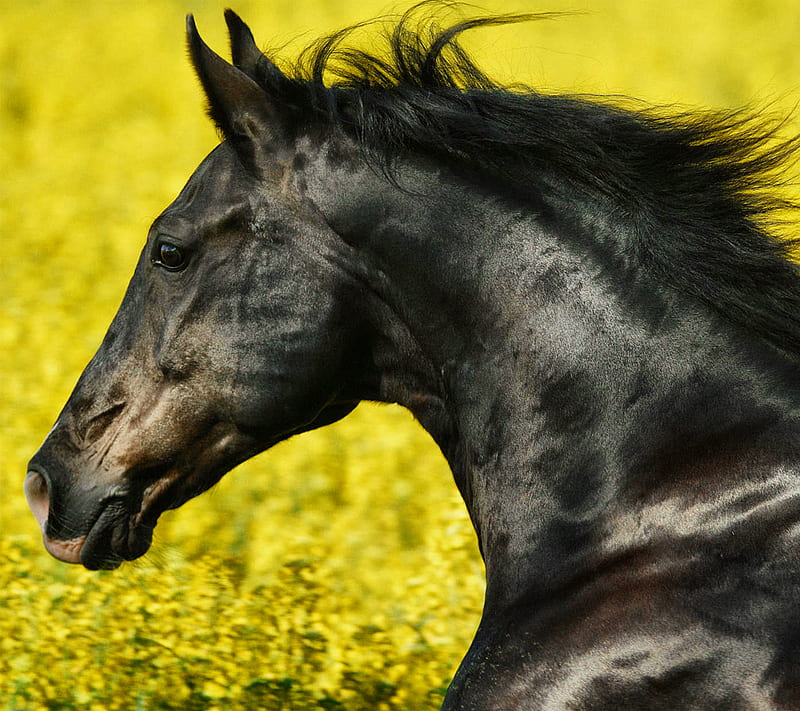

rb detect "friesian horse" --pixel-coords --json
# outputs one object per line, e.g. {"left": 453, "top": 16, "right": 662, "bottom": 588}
{"left": 25, "top": 6, "right": 800, "bottom": 709}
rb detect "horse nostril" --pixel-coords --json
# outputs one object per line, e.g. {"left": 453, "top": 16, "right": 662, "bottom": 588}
{"left": 81, "top": 402, "right": 126, "bottom": 443}
{"left": 24, "top": 470, "right": 51, "bottom": 533}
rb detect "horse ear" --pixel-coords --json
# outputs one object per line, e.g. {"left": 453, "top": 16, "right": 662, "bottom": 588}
{"left": 224, "top": 9, "right": 284, "bottom": 85}
{"left": 186, "top": 14, "right": 285, "bottom": 157}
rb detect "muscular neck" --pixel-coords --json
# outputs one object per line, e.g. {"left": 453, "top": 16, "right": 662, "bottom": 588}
{"left": 302, "top": 135, "right": 800, "bottom": 613}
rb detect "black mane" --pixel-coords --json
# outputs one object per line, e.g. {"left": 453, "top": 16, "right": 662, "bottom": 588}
{"left": 251, "top": 3, "right": 800, "bottom": 358}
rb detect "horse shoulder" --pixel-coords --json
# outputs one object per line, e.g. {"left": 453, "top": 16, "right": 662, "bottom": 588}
{"left": 445, "top": 577, "right": 797, "bottom": 710}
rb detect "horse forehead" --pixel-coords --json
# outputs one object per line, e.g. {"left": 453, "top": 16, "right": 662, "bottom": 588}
{"left": 159, "top": 143, "right": 255, "bottom": 223}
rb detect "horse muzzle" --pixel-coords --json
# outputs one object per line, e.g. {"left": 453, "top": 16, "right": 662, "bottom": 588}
{"left": 23, "top": 465, "right": 153, "bottom": 571}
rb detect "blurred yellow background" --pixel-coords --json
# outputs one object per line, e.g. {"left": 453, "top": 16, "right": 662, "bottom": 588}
{"left": 2, "top": 1, "right": 800, "bottom": 708}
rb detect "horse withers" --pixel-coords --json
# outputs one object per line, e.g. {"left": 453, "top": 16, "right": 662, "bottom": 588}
{"left": 26, "top": 7, "right": 800, "bottom": 709}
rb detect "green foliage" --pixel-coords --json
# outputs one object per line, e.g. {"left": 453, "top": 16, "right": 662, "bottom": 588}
{"left": 2, "top": 1, "right": 800, "bottom": 709}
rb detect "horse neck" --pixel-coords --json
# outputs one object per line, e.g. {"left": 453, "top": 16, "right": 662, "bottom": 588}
{"left": 303, "top": 140, "right": 800, "bottom": 612}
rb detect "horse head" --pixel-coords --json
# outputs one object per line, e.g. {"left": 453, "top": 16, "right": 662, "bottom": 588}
{"left": 25, "top": 13, "right": 368, "bottom": 569}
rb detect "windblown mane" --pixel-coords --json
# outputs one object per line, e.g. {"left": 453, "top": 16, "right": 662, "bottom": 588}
{"left": 251, "top": 2, "right": 800, "bottom": 358}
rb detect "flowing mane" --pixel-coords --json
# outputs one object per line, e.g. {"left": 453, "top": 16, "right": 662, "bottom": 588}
{"left": 243, "top": 3, "right": 800, "bottom": 358}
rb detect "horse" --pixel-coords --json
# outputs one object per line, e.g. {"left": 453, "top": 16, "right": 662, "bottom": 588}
{"left": 24, "top": 5, "right": 800, "bottom": 709}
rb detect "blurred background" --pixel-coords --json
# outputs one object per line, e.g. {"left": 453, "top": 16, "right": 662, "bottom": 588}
{"left": 2, "top": 1, "right": 800, "bottom": 708}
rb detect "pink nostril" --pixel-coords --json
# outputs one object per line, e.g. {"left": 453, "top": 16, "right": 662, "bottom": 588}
{"left": 24, "top": 471, "right": 50, "bottom": 533}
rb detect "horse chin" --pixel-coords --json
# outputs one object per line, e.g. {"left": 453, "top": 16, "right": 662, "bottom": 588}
{"left": 77, "top": 471, "right": 183, "bottom": 570}
{"left": 87, "top": 506, "right": 154, "bottom": 570}
{"left": 87, "top": 481, "right": 183, "bottom": 570}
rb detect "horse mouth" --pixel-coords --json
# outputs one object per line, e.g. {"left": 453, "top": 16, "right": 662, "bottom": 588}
{"left": 78, "top": 499, "right": 156, "bottom": 570}
{"left": 25, "top": 469, "right": 173, "bottom": 571}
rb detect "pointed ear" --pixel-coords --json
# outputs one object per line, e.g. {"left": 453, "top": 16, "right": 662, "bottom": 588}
{"left": 186, "top": 14, "right": 285, "bottom": 156}
{"left": 224, "top": 8, "right": 285, "bottom": 86}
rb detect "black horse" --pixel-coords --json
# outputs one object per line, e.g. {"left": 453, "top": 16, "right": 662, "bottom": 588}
{"left": 25, "top": 6, "right": 800, "bottom": 709}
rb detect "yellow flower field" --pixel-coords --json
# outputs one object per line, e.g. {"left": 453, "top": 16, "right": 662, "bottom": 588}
{"left": 2, "top": 1, "right": 799, "bottom": 709}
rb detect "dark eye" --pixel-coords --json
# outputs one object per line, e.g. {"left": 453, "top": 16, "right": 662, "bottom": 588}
{"left": 153, "top": 241, "right": 186, "bottom": 271}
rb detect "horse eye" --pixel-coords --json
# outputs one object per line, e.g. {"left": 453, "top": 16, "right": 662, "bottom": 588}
{"left": 154, "top": 242, "right": 186, "bottom": 271}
